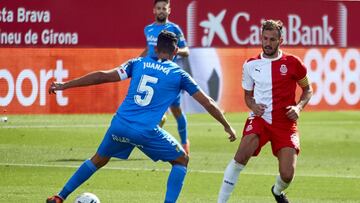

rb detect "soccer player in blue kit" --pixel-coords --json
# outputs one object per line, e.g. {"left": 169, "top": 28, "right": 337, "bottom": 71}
{"left": 46, "top": 31, "right": 237, "bottom": 203}
{"left": 141, "top": 0, "right": 191, "bottom": 154}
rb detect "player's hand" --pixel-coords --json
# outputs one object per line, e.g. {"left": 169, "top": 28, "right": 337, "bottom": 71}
{"left": 225, "top": 126, "right": 237, "bottom": 142}
{"left": 251, "top": 103, "right": 267, "bottom": 116}
{"left": 48, "top": 82, "right": 65, "bottom": 94}
{"left": 285, "top": 105, "right": 301, "bottom": 121}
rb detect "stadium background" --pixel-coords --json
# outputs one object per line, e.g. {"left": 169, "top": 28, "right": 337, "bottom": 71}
{"left": 1, "top": 0, "right": 360, "bottom": 113}
{"left": 1, "top": 1, "right": 360, "bottom": 202}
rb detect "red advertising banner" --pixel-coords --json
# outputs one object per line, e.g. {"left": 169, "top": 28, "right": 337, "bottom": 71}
{"left": 1, "top": 1, "right": 359, "bottom": 113}
{"left": 1, "top": 0, "right": 360, "bottom": 48}
{"left": 0, "top": 48, "right": 141, "bottom": 113}
{"left": 1, "top": 48, "right": 359, "bottom": 114}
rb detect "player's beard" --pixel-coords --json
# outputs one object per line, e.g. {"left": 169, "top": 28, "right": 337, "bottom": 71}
{"left": 156, "top": 14, "right": 167, "bottom": 23}
{"left": 262, "top": 44, "right": 279, "bottom": 58}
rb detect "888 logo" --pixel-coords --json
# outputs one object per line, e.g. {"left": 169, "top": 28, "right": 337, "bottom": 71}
{"left": 304, "top": 48, "right": 360, "bottom": 106}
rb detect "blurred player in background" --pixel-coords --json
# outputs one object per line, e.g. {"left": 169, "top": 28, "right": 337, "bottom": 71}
{"left": 217, "top": 20, "right": 313, "bottom": 203}
{"left": 46, "top": 30, "right": 236, "bottom": 203}
{"left": 140, "top": 0, "right": 191, "bottom": 154}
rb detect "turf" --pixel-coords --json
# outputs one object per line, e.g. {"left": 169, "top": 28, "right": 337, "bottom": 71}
{"left": 0, "top": 112, "right": 359, "bottom": 202}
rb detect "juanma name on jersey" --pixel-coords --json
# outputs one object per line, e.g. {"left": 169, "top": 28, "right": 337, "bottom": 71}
{"left": 143, "top": 62, "right": 170, "bottom": 75}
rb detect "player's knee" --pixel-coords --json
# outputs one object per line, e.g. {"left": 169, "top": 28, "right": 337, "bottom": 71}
{"left": 170, "top": 154, "right": 189, "bottom": 167}
{"left": 180, "top": 154, "right": 189, "bottom": 166}
{"left": 233, "top": 153, "right": 250, "bottom": 166}
{"left": 91, "top": 154, "right": 110, "bottom": 168}
{"left": 279, "top": 169, "right": 294, "bottom": 183}
{"left": 234, "top": 137, "right": 258, "bottom": 165}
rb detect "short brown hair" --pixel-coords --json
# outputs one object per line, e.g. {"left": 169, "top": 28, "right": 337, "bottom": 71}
{"left": 154, "top": 0, "right": 169, "bottom": 5}
{"left": 261, "top": 20, "right": 283, "bottom": 38}
{"left": 157, "top": 30, "right": 177, "bottom": 54}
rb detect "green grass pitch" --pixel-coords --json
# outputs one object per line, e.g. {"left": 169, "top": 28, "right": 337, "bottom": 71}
{"left": 1, "top": 112, "right": 360, "bottom": 202}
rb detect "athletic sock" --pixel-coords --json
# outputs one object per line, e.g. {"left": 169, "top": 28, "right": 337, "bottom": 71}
{"left": 273, "top": 175, "right": 290, "bottom": 195}
{"left": 58, "top": 159, "right": 98, "bottom": 199}
{"left": 175, "top": 113, "right": 187, "bottom": 144}
{"left": 217, "top": 159, "right": 245, "bottom": 203}
{"left": 164, "top": 165, "right": 187, "bottom": 203}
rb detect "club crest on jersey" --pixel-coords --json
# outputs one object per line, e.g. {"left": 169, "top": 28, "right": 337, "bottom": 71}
{"left": 280, "top": 64, "right": 288, "bottom": 75}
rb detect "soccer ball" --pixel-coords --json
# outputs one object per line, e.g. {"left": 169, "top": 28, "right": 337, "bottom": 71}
{"left": 74, "top": 192, "right": 100, "bottom": 203}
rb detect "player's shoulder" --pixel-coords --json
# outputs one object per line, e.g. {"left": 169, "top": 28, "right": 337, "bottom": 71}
{"left": 122, "top": 57, "right": 144, "bottom": 68}
{"left": 173, "top": 68, "right": 192, "bottom": 82}
{"left": 144, "top": 22, "right": 156, "bottom": 30}
{"left": 164, "top": 59, "right": 182, "bottom": 70}
{"left": 281, "top": 52, "right": 302, "bottom": 63}
{"left": 166, "top": 21, "right": 181, "bottom": 28}
{"left": 162, "top": 60, "right": 183, "bottom": 74}
{"left": 129, "top": 56, "right": 144, "bottom": 64}
{"left": 166, "top": 21, "right": 182, "bottom": 31}
{"left": 244, "top": 54, "right": 262, "bottom": 65}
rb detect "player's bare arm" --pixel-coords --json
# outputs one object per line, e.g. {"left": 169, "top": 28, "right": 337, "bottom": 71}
{"left": 176, "top": 46, "right": 189, "bottom": 57}
{"left": 244, "top": 90, "right": 266, "bottom": 116}
{"left": 48, "top": 68, "right": 121, "bottom": 94}
{"left": 192, "top": 90, "right": 237, "bottom": 142}
{"left": 286, "top": 83, "right": 313, "bottom": 121}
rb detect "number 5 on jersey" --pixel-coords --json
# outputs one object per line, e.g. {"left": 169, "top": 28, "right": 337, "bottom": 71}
{"left": 134, "top": 75, "right": 159, "bottom": 106}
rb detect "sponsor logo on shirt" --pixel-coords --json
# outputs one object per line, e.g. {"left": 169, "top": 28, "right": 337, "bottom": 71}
{"left": 147, "top": 35, "right": 157, "bottom": 46}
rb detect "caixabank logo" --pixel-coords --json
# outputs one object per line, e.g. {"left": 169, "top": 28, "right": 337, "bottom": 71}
{"left": 186, "top": 1, "right": 347, "bottom": 47}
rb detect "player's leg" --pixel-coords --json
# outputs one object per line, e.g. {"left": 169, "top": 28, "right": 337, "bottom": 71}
{"left": 46, "top": 153, "right": 110, "bottom": 203}
{"left": 47, "top": 117, "right": 134, "bottom": 202}
{"left": 170, "top": 94, "right": 189, "bottom": 154}
{"left": 271, "top": 147, "right": 297, "bottom": 203}
{"left": 217, "top": 134, "right": 259, "bottom": 203}
{"left": 139, "top": 127, "right": 188, "bottom": 203}
{"left": 55, "top": 153, "right": 110, "bottom": 201}
{"left": 218, "top": 117, "right": 267, "bottom": 203}
{"left": 270, "top": 122, "right": 299, "bottom": 203}
{"left": 159, "top": 114, "right": 167, "bottom": 127}
{"left": 165, "top": 154, "right": 189, "bottom": 203}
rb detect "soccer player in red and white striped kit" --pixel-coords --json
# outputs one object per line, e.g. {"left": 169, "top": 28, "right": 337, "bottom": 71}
{"left": 218, "top": 19, "right": 313, "bottom": 203}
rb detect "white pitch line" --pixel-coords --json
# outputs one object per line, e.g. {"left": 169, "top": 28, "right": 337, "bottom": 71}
{"left": 1, "top": 162, "right": 359, "bottom": 180}
{"left": 1, "top": 120, "right": 359, "bottom": 129}
{"left": 0, "top": 124, "right": 110, "bottom": 129}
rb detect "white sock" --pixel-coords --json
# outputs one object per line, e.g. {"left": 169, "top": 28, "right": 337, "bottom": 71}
{"left": 273, "top": 175, "right": 290, "bottom": 195}
{"left": 217, "top": 159, "right": 244, "bottom": 203}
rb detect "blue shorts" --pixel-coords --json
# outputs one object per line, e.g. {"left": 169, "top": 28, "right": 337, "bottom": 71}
{"left": 97, "top": 115, "right": 184, "bottom": 162}
{"left": 171, "top": 93, "right": 181, "bottom": 107}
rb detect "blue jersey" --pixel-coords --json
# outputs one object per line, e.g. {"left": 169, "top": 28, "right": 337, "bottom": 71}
{"left": 115, "top": 56, "right": 199, "bottom": 132}
{"left": 144, "top": 21, "right": 187, "bottom": 58}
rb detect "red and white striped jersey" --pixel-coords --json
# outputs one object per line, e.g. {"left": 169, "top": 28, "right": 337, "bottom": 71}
{"left": 242, "top": 51, "right": 308, "bottom": 124}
